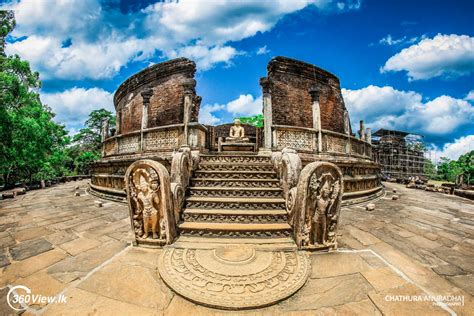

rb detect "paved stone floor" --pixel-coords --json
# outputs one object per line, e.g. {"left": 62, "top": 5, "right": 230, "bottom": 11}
{"left": 0, "top": 180, "right": 473, "bottom": 315}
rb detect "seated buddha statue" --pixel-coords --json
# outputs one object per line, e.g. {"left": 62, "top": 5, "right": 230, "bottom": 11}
{"left": 226, "top": 119, "right": 249, "bottom": 142}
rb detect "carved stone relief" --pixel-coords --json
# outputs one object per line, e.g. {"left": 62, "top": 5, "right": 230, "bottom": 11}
{"left": 119, "top": 135, "right": 140, "bottom": 154}
{"left": 275, "top": 129, "right": 315, "bottom": 151}
{"left": 158, "top": 247, "right": 310, "bottom": 309}
{"left": 125, "top": 159, "right": 177, "bottom": 246}
{"left": 291, "top": 162, "right": 343, "bottom": 250}
{"left": 144, "top": 129, "right": 179, "bottom": 151}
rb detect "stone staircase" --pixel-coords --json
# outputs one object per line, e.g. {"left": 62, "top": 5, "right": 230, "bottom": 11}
{"left": 177, "top": 153, "right": 294, "bottom": 246}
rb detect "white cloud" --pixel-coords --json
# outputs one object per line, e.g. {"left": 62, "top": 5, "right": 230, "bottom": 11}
{"left": 257, "top": 45, "right": 270, "bottom": 55}
{"left": 378, "top": 34, "right": 420, "bottom": 46}
{"left": 199, "top": 94, "right": 263, "bottom": 125}
{"left": 381, "top": 34, "right": 474, "bottom": 80}
{"left": 199, "top": 104, "right": 225, "bottom": 125}
{"left": 402, "top": 96, "right": 474, "bottom": 135}
{"left": 7, "top": 35, "right": 150, "bottom": 80}
{"left": 5, "top": 0, "right": 359, "bottom": 80}
{"left": 40, "top": 87, "right": 113, "bottom": 132}
{"left": 226, "top": 94, "right": 262, "bottom": 116}
{"left": 166, "top": 44, "right": 240, "bottom": 71}
{"left": 342, "top": 85, "right": 421, "bottom": 120}
{"left": 431, "top": 135, "right": 474, "bottom": 161}
{"left": 465, "top": 90, "right": 474, "bottom": 102}
{"left": 342, "top": 85, "right": 474, "bottom": 136}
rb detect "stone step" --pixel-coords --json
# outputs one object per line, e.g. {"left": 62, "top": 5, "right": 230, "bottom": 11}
{"left": 188, "top": 187, "right": 283, "bottom": 198}
{"left": 198, "top": 163, "right": 274, "bottom": 172}
{"left": 184, "top": 196, "right": 286, "bottom": 210}
{"left": 173, "top": 236, "right": 297, "bottom": 250}
{"left": 199, "top": 155, "right": 272, "bottom": 164}
{"left": 179, "top": 222, "right": 292, "bottom": 238}
{"left": 190, "top": 178, "right": 280, "bottom": 188}
{"left": 194, "top": 170, "right": 278, "bottom": 180}
{"left": 182, "top": 208, "right": 288, "bottom": 223}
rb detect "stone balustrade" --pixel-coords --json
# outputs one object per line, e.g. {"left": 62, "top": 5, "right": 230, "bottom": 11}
{"left": 272, "top": 125, "right": 372, "bottom": 159}
{"left": 102, "top": 122, "right": 207, "bottom": 157}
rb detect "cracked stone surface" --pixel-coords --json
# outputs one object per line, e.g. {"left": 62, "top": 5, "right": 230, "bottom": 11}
{"left": 0, "top": 180, "right": 472, "bottom": 314}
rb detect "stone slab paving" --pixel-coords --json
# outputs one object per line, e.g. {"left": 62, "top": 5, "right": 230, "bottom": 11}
{"left": 0, "top": 180, "right": 472, "bottom": 315}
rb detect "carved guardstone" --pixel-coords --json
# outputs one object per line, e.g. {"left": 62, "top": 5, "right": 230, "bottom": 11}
{"left": 290, "top": 162, "right": 344, "bottom": 250}
{"left": 125, "top": 159, "right": 177, "bottom": 247}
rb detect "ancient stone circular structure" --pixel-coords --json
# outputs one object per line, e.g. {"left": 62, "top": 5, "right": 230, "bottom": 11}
{"left": 158, "top": 247, "right": 311, "bottom": 309}
{"left": 90, "top": 56, "right": 382, "bottom": 206}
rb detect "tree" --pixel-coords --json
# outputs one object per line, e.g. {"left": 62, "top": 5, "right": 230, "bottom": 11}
{"left": 73, "top": 109, "right": 115, "bottom": 151}
{"left": 424, "top": 159, "right": 436, "bottom": 179}
{"left": 0, "top": 11, "right": 68, "bottom": 188}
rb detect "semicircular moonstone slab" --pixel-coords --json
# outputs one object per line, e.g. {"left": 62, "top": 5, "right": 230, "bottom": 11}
{"left": 158, "top": 246, "right": 311, "bottom": 309}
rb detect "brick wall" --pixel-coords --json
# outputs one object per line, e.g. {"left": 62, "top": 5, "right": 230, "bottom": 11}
{"left": 265, "top": 56, "right": 349, "bottom": 134}
{"left": 115, "top": 58, "right": 199, "bottom": 135}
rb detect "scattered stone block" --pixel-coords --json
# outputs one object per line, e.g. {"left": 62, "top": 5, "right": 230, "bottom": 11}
{"left": 406, "top": 182, "right": 416, "bottom": 188}
{"left": 2, "top": 191, "right": 15, "bottom": 199}
{"left": 365, "top": 203, "right": 375, "bottom": 211}
{"left": 9, "top": 238, "right": 53, "bottom": 261}
{"left": 94, "top": 201, "right": 103, "bottom": 207}
{"left": 392, "top": 195, "right": 399, "bottom": 200}
{"left": 75, "top": 186, "right": 80, "bottom": 190}
{"left": 14, "top": 187, "right": 26, "bottom": 195}
{"left": 75, "top": 191, "right": 80, "bottom": 197}
{"left": 392, "top": 188, "right": 397, "bottom": 193}
{"left": 0, "top": 253, "right": 10, "bottom": 268}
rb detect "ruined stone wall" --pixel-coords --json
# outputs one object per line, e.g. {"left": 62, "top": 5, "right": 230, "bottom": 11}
{"left": 265, "top": 56, "right": 349, "bottom": 134}
{"left": 114, "top": 58, "right": 199, "bottom": 135}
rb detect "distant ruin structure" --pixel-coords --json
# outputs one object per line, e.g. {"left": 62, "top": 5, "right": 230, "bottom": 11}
{"left": 372, "top": 129, "right": 426, "bottom": 181}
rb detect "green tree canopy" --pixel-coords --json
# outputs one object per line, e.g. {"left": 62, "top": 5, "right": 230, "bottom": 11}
{"left": 0, "top": 11, "right": 69, "bottom": 187}
{"left": 73, "top": 109, "right": 115, "bottom": 151}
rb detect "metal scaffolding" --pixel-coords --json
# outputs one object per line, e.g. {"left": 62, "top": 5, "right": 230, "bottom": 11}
{"left": 372, "top": 129, "right": 425, "bottom": 180}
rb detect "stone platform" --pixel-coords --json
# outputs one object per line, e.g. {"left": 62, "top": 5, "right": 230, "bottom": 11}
{"left": 1, "top": 180, "right": 473, "bottom": 315}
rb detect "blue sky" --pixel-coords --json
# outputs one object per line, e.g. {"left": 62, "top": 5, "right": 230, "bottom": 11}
{"left": 2, "top": 0, "right": 474, "bottom": 161}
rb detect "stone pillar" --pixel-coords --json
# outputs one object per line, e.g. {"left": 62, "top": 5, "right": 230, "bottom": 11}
{"left": 343, "top": 110, "right": 350, "bottom": 154}
{"left": 140, "top": 88, "right": 153, "bottom": 151}
{"left": 309, "top": 87, "right": 322, "bottom": 153}
{"left": 116, "top": 110, "right": 122, "bottom": 135}
{"left": 366, "top": 128, "right": 372, "bottom": 144}
{"left": 358, "top": 120, "right": 365, "bottom": 141}
{"left": 101, "top": 118, "right": 109, "bottom": 142}
{"left": 182, "top": 79, "right": 196, "bottom": 147}
{"left": 260, "top": 77, "right": 273, "bottom": 153}
{"left": 343, "top": 110, "right": 350, "bottom": 136}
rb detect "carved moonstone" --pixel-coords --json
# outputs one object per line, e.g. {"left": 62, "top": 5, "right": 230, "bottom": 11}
{"left": 158, "top": 247, "right": 310, "bottom": 309}
{"left": 125, "top": 159, "right": 177, "bottom": 247}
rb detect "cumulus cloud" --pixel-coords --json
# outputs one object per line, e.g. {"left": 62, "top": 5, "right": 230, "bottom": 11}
{"left": 431, "top": 135, "right": 474, "bottom": 161}
{"left": 226, "top": 94, "right": 262, "bottom": 116}
{"left": 381, "top": 34, "right": 474, "bottom": 80}
{"left": 4, "top": 0, "right": 359, "bottom": 80}
{"left": 40, "top": 87, "right": 113, "bottom": 133}
{"left": 342, "top": 85, "right": 474, "bottom": 137}
{"left": 199, "top": 94, "right": 262, "bottom": 124}
{"left": 465, "top": 90, "right": 474, "bottom": 102}
{"left": 199, "top": 104, "right": 225, "bottom": 125}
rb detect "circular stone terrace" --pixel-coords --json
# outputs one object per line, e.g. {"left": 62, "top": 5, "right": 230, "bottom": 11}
{"left": 0, "top": 180, "right": 473, "bottom": 314}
